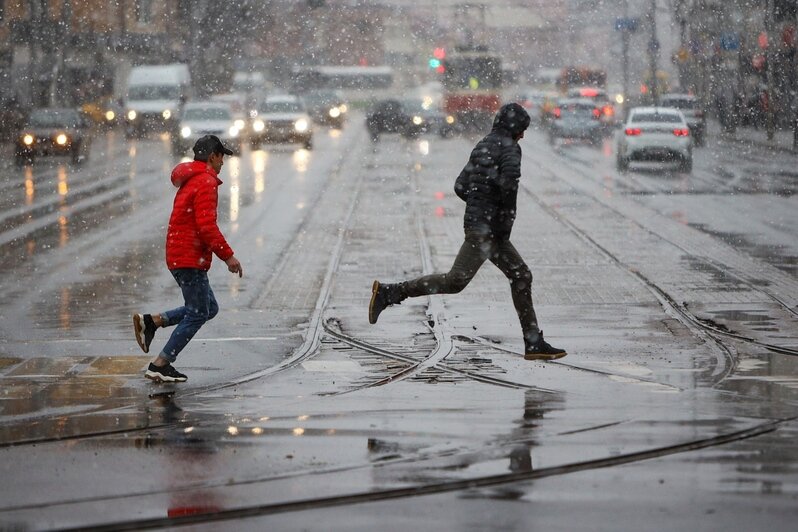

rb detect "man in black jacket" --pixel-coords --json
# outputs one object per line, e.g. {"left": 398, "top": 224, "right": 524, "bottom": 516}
{"left": 368, "top": 103, "right": 566, "bottom": 360}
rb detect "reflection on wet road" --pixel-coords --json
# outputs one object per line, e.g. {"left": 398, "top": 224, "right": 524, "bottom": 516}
{"left": 1, "top": 117, "right": 797, "bottom": 530}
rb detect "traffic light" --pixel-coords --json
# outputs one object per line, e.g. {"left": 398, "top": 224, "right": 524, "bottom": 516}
{"left": 433, "top": 47, "right": 446, "bottom": 60}
{"left": 428, "top": 58, "right": 441, "bottom": 69}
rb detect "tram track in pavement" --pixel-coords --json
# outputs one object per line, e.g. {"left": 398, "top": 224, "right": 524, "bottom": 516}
{"left": 0, "top": 130, "right": 366, "bottom": 447}
{"left": 50, "top": 416, "right": 793, "bottom": 532}
{"left": 521, "top": 146, "right": 798, "bottom": 385}
{"left": 5, "top": 133, "right": 797, "bottom": 530}
{"left": 547, "top": 139, "right": 798, "bottom": 321}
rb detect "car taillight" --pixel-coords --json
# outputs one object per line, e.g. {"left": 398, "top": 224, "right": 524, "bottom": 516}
{"left": 592, "top": 108, "right": 601, "bottom": 119}
{"left": 553, "top": 108, "right": 561, "bottom": 118}
{"left": 602, "top": 105, "right": 614, "bottom": 116}
{"left": 625, "top": 128, "right": 641, "bottom": 136}
{"left": 673, "top": 128, "right": 690, "bottom": 136}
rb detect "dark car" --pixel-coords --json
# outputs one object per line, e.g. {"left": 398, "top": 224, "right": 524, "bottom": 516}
{"left": 14, "top": 108, "right": 91, "bottom": 166}
{"left": 548, "top": 98, "right": 607, "bottom": 145}
{"left": 659, "top": 93, "right": 706, "bottom": 146}
{"left": 401, "top": 98, "right": 455, "bottom": 138}
{"left": 302, "top": 90, "right": 347, "bottom": 128}
{"left": 365, "top": 99, "right": 423, "bottom": 141}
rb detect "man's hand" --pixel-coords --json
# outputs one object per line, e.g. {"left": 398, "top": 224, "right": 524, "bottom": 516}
{"left": 225, "top": 256, "right": 243, "bottom": 278}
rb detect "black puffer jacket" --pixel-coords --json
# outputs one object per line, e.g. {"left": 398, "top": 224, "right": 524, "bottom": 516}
{"left": 454, "top": 103, "right": 530, "bottom": 239}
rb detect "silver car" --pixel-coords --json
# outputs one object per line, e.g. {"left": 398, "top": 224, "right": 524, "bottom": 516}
{"left": 172, "top": 102, "right": 243, "bottom": 156}
{"left": 616, "top": 107, "right": 693, "bottom": 173}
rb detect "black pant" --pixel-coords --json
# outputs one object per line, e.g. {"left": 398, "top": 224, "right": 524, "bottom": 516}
{"left": 401, "top": 233, "right": 540, "bottom": 341}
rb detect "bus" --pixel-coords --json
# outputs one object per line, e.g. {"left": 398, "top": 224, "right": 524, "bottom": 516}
{"left": 292, "top": 66, "right": 394, "bottom": 91}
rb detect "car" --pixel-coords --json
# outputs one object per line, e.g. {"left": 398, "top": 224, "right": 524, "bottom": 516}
{"left": 616, "top": 107, "right": 693, "bottom": 173}
{"left": 401, "top": 97, "right": 456, "bottom": 137}
{"left": 172, "top": 101, "right": 243, "bottom": 156}
{"left": 659, "top": 93, "right": 706, "bottom": 146}
{"left": 80, "top": 96, "right": 123, "bottom": 129}
{"left": 14, "top": 107, "right": 91, "bottom": 166}
{"left": 302, "top": 90, "right": 348, "bottom": 128}
{"left": 566, "top": 87, "right": 618, "bottom": 128}
{"left": 250, "top": 95, "right": 313, "bottom": 150}
{"left": 513, "top": 88, "right": 559, "bottom": 123}
{"left": 365, "top": 99, "right": 423, "bottom": 141}
{"left": 547, "top": 98, "right": 608, "bottom": 145}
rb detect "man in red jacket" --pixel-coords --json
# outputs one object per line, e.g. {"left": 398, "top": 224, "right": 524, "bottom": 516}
{"left": 133, "top": 135, "right": 243, "bottom": 383}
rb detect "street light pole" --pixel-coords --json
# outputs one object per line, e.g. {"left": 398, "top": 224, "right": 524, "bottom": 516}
{"left": 622, "top": 0, "right": 630, "bottom": 112}
{"left": 648, "top": 0, "right": 659, "bottom": 105}
{"left": 766, "top": 0, "right": 775, "bottom": 141}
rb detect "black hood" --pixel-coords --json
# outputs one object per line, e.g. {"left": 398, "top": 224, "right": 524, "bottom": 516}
{"left": 492, "top": 103, "right": 531, "bottom": 136}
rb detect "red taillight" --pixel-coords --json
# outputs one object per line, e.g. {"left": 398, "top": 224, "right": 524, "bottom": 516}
{"left": 553, "top": 107, "right": 561, "bottom": 118}
{"left": 673, "top": 128, "right": 690, "bottom": 136}
{"left": 625, "top": 128, "right": 641, "bottom": 136}
{"left": 602, "top": 105, "right": 614, "bottom": 116}
{"left": 592, "top": 108, "right": 601, "bottom": 118}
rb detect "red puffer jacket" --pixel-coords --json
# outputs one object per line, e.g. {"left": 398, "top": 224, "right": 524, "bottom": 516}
{"left": 165, "top": 161, "right": 234, "bottom": 271}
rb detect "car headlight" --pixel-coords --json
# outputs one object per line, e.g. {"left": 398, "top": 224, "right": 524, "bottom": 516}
{"left": 162, "top": 109, "right": 172, "bottom": 120}
{"left": 445, "top": 115, "right": 455, "bottom": 124}
{"left": 339, "top": 104, "right": 348, "bottom": 113}
{"left": 329, "top": 107, "right": 341, "bottom": 118}
{"left": 412, "top": 115, "right": 423, "bottom": 125}
{"left": 294, "top": 118, "right": 309, "bottom": 132}
{"left": 229, "top": 126, "right": 240, "bottom": 137}
{"left": 127, "top": 110, "right": 137, "bottom": 120}
{"left": 105, "top": 110, "right": 116, "bottom": 121}
{"left": 181, "top": 126, "right": 191, "bottom": 138}
{"left": 234, "top": 119, "right": 245, "bottom": 130}
{"left": 253, "top": 119, "right": 265, "bottom": 132}
{"left": 22, "top": 134, "right": 34, "bottom": 146}
{"left": 56, "top": 133, "right": 68, "bottom": 146}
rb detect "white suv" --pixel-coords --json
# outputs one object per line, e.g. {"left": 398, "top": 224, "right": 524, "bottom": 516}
{"left": 616, "top": 107, "right": 693, "bottom": 173}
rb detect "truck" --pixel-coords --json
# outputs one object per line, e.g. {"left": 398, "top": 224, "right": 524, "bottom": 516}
{"left": 124, "top": 64, "right": 191, "bottom": 138}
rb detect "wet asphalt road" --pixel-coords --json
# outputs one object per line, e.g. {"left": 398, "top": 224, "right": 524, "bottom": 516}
{"left": 1, "top": 115, "right": 797, "bottom": 531}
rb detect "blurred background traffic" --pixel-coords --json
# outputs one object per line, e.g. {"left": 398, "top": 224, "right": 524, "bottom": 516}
{"left": 0, "top": 0, "right": 795, "bottom": 159}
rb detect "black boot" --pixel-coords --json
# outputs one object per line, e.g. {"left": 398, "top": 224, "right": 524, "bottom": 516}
{"left": 368, "top": 280, "right": 405, "bottom": 324}
{"left": 524, "top": 330, "right": 567, "bottom": 361}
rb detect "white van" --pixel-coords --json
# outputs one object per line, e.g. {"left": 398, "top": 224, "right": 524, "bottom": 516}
{"left": 124, "top": 63, "right": 191, "bottom": 137}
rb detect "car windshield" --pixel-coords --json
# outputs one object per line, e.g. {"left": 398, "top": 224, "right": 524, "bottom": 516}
{"left": 631, "top": 113, "right": 682, "bottom": 123}
{"left": 183, "top": 107, "right": 231, "bottom": 120}
{"left": 29, "top": 109, "right": 81, "bottom": 128}
{"left": 305, "top": 92, "right": 339, "bottom": 104}
{"left": 402, "top": 100, "right": 432, "bottom": 113}
{"left": 660, "top": 99, "right": 696, "bottom": 110}
{"left": 261, "top": 101, "right": 303, "bottom": 113}
{"left": 128, "top": 85, "right": 181, "bottom": 100}
{"left": 375, "top": 101, "right": 403, "bottom": 113}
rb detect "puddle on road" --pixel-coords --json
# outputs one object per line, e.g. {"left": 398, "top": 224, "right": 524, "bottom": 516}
{"left": 0, "top": 355, "right": 150, "bottom": 445}
{"left": 706, "top": 309, "right": 780, "bottom": 332}
{"left": 682, "top": 255, "right": 750, "bottom": 291}
{"left": 686, "top": 225, "right": 797, "bottom": 278}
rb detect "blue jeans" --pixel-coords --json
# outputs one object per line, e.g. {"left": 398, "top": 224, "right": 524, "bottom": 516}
{"left": 159, "top": 269, "right": 219, "bottom": 363}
